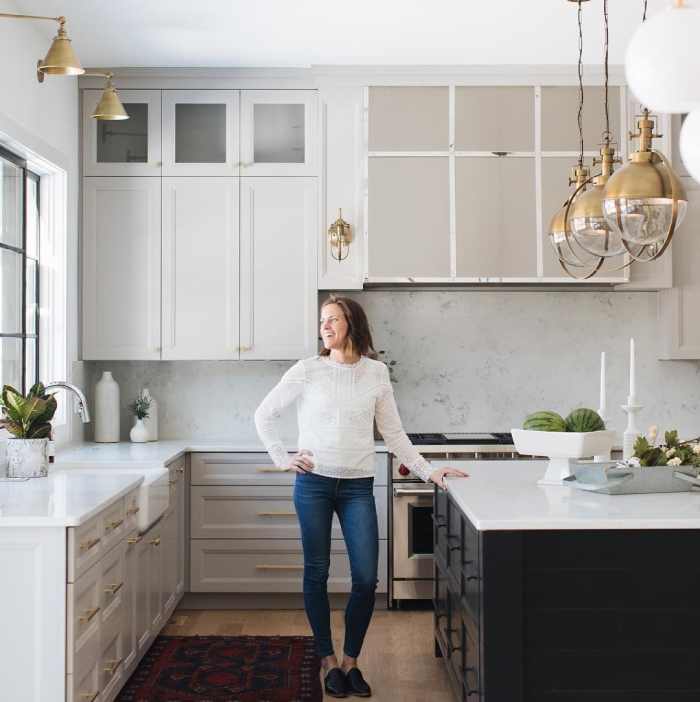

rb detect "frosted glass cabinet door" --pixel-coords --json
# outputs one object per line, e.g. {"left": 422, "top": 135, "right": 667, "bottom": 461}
{"left": 368, "top": 157, "right": 450, "bottom": 278}
{"left": 239, "top": 177, "right": 318, "bottom": 359}
{"left": 82, "top": 90, "right": 161, "bottom": 176}
{"left": 82, "top": 177, "right": 161, "bottom": 359}
{"left": 162, "top": 90, "right": 239, "bottom": 176}
{"left": 455, "top": 157, "right": 537, "bottom": 278}
{"left": 162, "top": 178, "right": 239, "bottom": 360}
{"left": 240, "top": 90, "right": 318, "bottom": 176}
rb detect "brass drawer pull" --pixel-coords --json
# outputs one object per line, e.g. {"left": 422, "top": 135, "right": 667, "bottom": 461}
{"left": 103, "top": 657, "right": 123, "bottom": 676}
{"left": 149, "top": 537, "right": 161, "bottom": 546}
{"left": 126, "top": 506, "right": 140, "bottom": 515}
{"left": 79, "top": 606, "right": 101, "bottom": 624}
{"left": 256, "top": 467, "right": 285, "bottom": 473}
{"left": 169, "top": 478, "right": 178, "bottom": 485}
{"left": 127, "top": 535, "right": 142, "bottom": 545}
{"left": 255, "top": 564, "right": 303, "bottom": 571}
{"left": 104, "top": 581, "right": 124, "bottom": 596}
{"left": 177, "top": 465, "right": 185, "bottom": 474}
{"left": 79, "top": 693, "right": 99, "bottom": 702}
{"left": 105, "top": 518, "right": 124, "bottom": 531}
{"left": 257, "top": 511, "right": 296, "bottom": 517}
{"left": 79, "top": 537, "right": 101, "bottom": 552}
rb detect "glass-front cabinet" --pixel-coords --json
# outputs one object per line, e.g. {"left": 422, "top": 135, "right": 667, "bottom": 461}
{"left": 240, "top": 90, "right": 318, "bottom": 176}
{"left": 162, "top": 90, "right": 239, "bottom": 176}
{"left": 366, "top": 84, "right": 630, "bottom": 283}
{"left": 83, "top": 90, "right": 162, "bottom": 176}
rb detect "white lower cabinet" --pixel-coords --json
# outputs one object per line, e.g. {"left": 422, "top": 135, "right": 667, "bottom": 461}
{"left": 239, "top": 177, "right": 318, "bottom": 360}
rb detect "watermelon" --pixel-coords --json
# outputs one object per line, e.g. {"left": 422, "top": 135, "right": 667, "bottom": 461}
{"left": 523, "top": 411, "right": 567, "bottom": 432}
{"left": 565, "top": 407, "right": 605, "bottom": 432}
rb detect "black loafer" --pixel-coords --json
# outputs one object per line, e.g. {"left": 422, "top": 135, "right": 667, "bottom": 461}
{"left": 324, "top": 667, "right": 348, "bottom": 698}
{"left": 345, "top": 667, "right": 372, "bottom": 697}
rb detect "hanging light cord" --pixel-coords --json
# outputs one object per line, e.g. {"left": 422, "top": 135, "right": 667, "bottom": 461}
{"left": 577, "top": 0, "right": 584, "bottom": 166}
{"left": 643, "top": 0, "right": 648, "bottom": 21}
{"left": 603, "top": 0, "right": 610, "bottom": 140}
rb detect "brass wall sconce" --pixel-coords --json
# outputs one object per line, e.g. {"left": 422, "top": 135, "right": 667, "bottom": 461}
{"left": 88, "top": 72, "right": 129, "bottom": 120}
{"left": 0, "top": 13, "right": 84, "bottom": 81}
{"left": 328, "top": 209, "right": 352, "bottom": 261}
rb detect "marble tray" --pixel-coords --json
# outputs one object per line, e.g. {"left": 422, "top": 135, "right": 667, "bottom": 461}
{"left": 564, "top": 461, "right": 700, "bottom": 494}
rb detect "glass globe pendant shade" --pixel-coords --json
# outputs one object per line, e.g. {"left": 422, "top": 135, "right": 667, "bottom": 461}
{"left": 625, "top": 1, "right": 700, "bottom": 114}
{"left": 680, "top": 109, "right": 700, "bottom": 184}
{"left": 603, "top": 153, "right": 688, "bottom": 246}
{"left": 548, "top": 201, "right": 599, "bottom": 268}
{"left": 570, "top": 182, "right": 626, "bottom": 257}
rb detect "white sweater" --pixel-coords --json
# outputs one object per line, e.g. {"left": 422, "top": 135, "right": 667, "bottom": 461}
{"left": 254, "top": 355, "right": 433, "bottom": 482}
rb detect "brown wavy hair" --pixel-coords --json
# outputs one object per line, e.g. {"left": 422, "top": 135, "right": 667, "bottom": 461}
{"left": 319, "top": 295, "right": 378, "bottom": 359}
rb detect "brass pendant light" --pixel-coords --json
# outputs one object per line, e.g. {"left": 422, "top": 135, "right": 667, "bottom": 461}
{"left": 327, "top": 209, "right": 353, "bottom": 261}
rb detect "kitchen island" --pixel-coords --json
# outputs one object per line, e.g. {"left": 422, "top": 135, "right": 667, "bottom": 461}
{"left": 433, "top": 460, "right": 700, "bottom": 702}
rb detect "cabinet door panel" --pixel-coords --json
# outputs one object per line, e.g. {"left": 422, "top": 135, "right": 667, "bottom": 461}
{"left": 82, "top": 177, "right": 161, "bottom": 359}
{"left": 134, "top": 536, "right": 150, "bottom": 653}
{"left": 455, "top": 156, "right": 537, "bottom": 277}
{"left": 540, "top": 157, "right": 626, "bottom": 280}
{"left": 541, "top": 87, "right": 621, "bottom": 152}
{"left": 240, "top": 90, "right": 318, "bottom": 176}
{"left": 161, "top": 177, "right": 239, "bottom": 359}
{"left": 455, "top": 87, "right": 534, "bottom": 152}
{"left": 239, "top": 177, "right": 317, "bottom": 359}
{"left": 368, "top": 157, "right": 450, "bottom": 278}
{"left": 369, "top": 87, "right": 449, "bottom": 151}
{"left": 162, "top": 90, "right": 239, "bottom": 176}
{"left": 83, "top": 89, "right": 161, "bottom": 176}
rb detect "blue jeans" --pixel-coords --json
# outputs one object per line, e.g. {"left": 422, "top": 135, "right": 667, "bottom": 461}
{"left": 293, "top": 472, "right": 379, "bottom": 659}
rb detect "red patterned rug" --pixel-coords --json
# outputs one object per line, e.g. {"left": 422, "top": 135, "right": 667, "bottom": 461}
{"left": 117, "top": 635, "right": 322, "bottom": 702}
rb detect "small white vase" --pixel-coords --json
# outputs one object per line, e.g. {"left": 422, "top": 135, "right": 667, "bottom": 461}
{"left": 129, "top": 418, "right": 149, "bottom": 443}
{"left": 95, "top": 371, "right": 120, "bottom": 443}
{"left": 142, "top": 388, "right": 158, "bottom": 442}
{"left": 7, "top": 438, "right": 49, "bottom": 478}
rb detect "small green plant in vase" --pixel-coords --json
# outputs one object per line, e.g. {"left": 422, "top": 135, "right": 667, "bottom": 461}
{"left": 128, "top": 391, "right": 151, "bottom": 443}
{"left": 0, "top": 383, "right": 58, "bottom": 478}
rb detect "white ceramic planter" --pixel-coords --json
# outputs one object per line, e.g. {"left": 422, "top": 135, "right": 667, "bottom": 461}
{"left": 129, "top": 418, "right": 149, "bottom": 443}
{"left": 6, "top": 438, "right": 50, "bottom": 478}
{"left": 511, "top": 429, "right": 617, "bottom": 486}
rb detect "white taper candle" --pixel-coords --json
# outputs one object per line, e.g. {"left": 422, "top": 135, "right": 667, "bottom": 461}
{"left": 599, "top": 351, "right": 606, "bottom": 415}
{"left": 629, "top": 337, "right": 636, "bottom": 401}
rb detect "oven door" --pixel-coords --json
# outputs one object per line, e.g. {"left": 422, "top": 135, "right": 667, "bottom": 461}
{"left": 392, "top": 484, "right": 434, "bottom": 579}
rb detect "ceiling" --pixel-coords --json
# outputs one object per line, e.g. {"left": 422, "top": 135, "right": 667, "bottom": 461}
{"left": 13, "top": 0, "right": 668, "bottom": 68}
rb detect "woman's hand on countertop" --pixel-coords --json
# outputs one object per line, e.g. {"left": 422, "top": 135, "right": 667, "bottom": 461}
{"left": 286, "top": 449, "right": 315, "bottom": 474}
{"left": 429, "top": 466, "right": 469, "bottom": 490}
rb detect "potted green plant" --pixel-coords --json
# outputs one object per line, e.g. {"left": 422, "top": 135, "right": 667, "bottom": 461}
{"left": 0, "top": 383, "right": 58, "bottom": 478}
{"left": 128, "top": 391, "right": 151, "bottom": 443}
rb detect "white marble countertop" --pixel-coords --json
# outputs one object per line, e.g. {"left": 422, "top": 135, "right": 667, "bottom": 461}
{"left": 0, "top": 472, "right": 143, "bottom": 527}
{"left": 438, "top": 460, "right": 700, "bottom": 531}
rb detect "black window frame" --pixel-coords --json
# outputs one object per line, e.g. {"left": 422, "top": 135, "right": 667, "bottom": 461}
{"left": 0, "top": 144, "right": 40, "bottom": 394}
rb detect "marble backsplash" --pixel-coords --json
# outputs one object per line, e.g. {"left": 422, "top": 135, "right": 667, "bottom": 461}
{"left": 84, "top": 290, "right": 700, "bottom": 444}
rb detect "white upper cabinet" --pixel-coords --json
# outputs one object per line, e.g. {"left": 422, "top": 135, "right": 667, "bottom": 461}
{"left": 239, "top": 177, "right": 318, "bottom": 360}
{"left": 162, "top": 90, "right": 239, "bottom": 176}
{"left": 83, "top": 90, "right": 162, "bottom": 176}
{"left": 161, "top": 178, "right": 240, "bottom": 360}
{"left": 83, "top": 177, "right": 161, "bottom": 360}
{"left": 240, "top": 90, "right": 318, "bottom": 176}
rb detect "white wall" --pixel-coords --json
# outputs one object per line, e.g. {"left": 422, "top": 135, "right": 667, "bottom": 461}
{"left": 85, "top": 290, "right": 700, "bottom": 445}
{"left": 0, "top": 2, "right": 81, "bottom": 447}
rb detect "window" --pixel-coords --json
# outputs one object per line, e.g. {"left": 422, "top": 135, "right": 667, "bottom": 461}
{"left": 0, "top": 145, "right": 40, "bottom": 393}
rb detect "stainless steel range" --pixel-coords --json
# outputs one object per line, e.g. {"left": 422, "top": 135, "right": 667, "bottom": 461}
{"left": 389, "top": 432, "right": 523, "bottom": 607}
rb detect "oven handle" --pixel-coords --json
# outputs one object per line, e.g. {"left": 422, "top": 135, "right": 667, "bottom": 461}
{"left": 393, "top": 486, "right": 434, "bottom": 497}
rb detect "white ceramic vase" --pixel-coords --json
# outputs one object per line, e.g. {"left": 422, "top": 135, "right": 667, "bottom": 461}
{"left": 142, "top": 388, "right": 158, "bottom": 442}
{"left": 94, "top": 371, "right": 120, "bottom": 443}
{"left": 129, "top": 418, "right": 149, "bottom": 443}
{"left": 7, "top": 438, "right": 50, "bottom": 478}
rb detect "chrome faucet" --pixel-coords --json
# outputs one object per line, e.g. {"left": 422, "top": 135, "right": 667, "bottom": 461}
{"left": 44, "top": 382, "right": 91, "bottom": 423}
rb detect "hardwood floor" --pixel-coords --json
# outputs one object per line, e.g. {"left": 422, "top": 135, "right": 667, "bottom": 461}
{"left": 163, "top": 608, "right": 454, "bottom": 701}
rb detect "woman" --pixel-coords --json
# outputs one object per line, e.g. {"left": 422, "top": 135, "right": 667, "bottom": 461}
{"left": 254, "top": 295, "right": 468, "bottom": 698}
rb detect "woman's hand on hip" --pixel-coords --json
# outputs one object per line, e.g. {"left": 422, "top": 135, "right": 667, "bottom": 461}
{"left": 429, "top": 466, "right": 469, "bottom": 490}
{"left": 286, "top": 449, "right": 315, "bottom": 474}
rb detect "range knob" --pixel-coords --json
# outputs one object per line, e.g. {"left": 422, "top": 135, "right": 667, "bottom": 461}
{"left": 398, "top": 464, "right": 410, "bottom": 476}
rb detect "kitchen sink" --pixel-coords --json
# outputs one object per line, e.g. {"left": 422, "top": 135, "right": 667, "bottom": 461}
{"left": 54, "top": 466, "right": 170, "bottom": 532}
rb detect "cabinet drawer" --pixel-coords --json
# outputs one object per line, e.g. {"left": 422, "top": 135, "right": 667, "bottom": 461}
{"left": 100, "top": 614, "right": 125, "bottom": 701}
{"left": 100, "top": 540, "right": 126, "bottom": 626}
{"left": 67, "top": 560, "right": 102, "bottom": 674}
{"left": 68, "top": 515, "right": 103, "bottom": 581}
{"left": 190, "top": 538, "right": 388, "bottom": 593}
{"left": 101, "top": 498, "right": 127, "bottom": 553}
{"left": 191, "top": 485, "right": 388, "bottom": 540}
{"left": 67, "top": 623, "right": 101, "bottom": 702}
